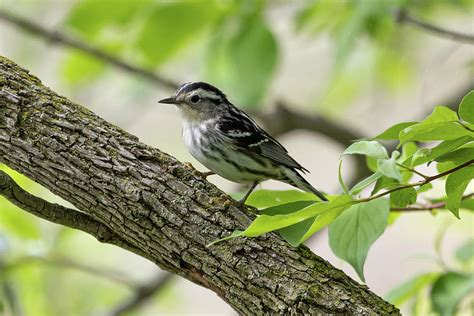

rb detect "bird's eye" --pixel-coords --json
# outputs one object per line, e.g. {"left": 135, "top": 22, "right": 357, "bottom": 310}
{"left": 190, "top": 95, "right": 200, "bottom": 103}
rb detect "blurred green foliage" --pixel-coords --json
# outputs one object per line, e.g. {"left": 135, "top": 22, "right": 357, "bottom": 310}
{"left": 1, "top": 0, "right": 474, "bottom": 314}
{"left": 58, "top": 0, "right": 473, "bottom": 109}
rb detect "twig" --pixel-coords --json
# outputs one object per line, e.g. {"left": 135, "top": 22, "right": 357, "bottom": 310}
{"left": 0, "top": 10, "right": 179, "bottom": 90}
{"left": 107, "top": 273, "right": 174, "bottom": 316}
{"left": 0, "top": 171, "right": 150, "bottom": 261}
{"left": 358, "top": 159, "right": 474, "bottom": 202}
{"left": 396, "top": 163, "right": 429, "bottom": 180}
{"left": 391, "top": 193, "right": 474, "bottom": 212}
{"left": 395, "top": 9, "right": 474, "bottom": 45}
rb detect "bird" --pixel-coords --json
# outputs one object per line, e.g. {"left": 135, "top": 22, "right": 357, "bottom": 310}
{"left": 159, "top": 82, "right": 327, "bottom": 204}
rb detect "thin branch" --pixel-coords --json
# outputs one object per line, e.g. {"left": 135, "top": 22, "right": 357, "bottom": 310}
{"left": 4, "top": 255, "right": 137, "bottom": 288}
{"left": 0, "top": 171, "right": 150, "bottom": 261}
{"left": 395, "top": 9, "right": 474, "bottom": 45}
{"left": 396, "top": 163, "right": 430, "bottom": 180}
{"left": 107, "top": 274, "right": 174, "bottom": 316}
{"left": 391, "top": 193, "right": 474, "bottom": 212}
{"left": 0, "top": 10, "right": 179, "bottom": 90}
{"left": 358, "top": 159, "right": 474, "bottom": 202}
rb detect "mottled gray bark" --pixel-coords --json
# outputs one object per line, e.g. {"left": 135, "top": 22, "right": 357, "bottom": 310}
{"left": 0, "top": 56, "right": 399, "bottom": 315}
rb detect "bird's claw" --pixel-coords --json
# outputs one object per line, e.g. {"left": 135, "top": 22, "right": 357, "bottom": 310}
{"left": 196, "top": 171, "right": 215, "bottom": 179}
{"left": 183, "top": 162, "right": 214, "bottom": 179}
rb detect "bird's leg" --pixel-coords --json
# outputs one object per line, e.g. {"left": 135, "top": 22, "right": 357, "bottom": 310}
{"left": 238, "top": 181, "right": 259, "bottom": 205}
{"left": 183, "top": 162, "right": 215, "bottom": 179}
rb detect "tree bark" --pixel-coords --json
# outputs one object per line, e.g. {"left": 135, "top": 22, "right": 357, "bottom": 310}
{"left": 0, "top": 56, "right": 399, "bottom": 315}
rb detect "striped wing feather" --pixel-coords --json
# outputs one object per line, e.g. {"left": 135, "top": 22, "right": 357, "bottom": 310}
{"left": 217, "top": 110, "right": 308, "bottom": 172}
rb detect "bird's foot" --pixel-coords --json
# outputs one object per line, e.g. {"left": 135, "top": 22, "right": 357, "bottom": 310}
{"left": 183, "top": 162, "right": 214, "bottom": 179}
{"left": 195, "top": 171, "right": 215, "bottom": 179}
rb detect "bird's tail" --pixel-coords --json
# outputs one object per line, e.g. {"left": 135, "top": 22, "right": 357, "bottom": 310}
{"left": 283, "top": 169, "right": 328, "bottom": 201}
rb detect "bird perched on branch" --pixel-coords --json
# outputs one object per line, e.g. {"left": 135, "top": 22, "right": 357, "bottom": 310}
{"left": 159, "top": 82, "right": 327, "bottom": 204}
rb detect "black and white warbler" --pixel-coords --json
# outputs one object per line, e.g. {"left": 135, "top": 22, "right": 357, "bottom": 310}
{"left": 159, "top": 82, "right": 327, "bottom": 204}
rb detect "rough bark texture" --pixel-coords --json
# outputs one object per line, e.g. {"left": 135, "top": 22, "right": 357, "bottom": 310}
{"left": 0, "top": 56, "right": 399, "bottom": 315}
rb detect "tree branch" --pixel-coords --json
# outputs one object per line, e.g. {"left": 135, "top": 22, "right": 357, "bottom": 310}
{"left": 4, "top": 255, "right": 139, "bottom": 288}
{"left": 395, "top": 9, "right": 474, "bottom": 44}
{"left": 0, "top": 56, "right": 399, "bottom": 314}
{"left": 0, "top": 170, "right": 151, "bottom": 261}
{"left": 0, "top": 10, "right": 179, "bottom": 90}
{"left": 5, "top": 254, "right": 175, "bottom": 315}
{"left": 108, "top": 273, "right": 174, "bottom": 316}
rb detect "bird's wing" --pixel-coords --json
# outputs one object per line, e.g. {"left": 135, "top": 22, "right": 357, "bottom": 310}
{"left": 216, "top": 109, "right": 308, "bottom": 172}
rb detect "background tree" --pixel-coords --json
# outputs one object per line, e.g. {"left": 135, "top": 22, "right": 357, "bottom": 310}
{"left": 0, "top": 0, "right": 473, "bottom": 315}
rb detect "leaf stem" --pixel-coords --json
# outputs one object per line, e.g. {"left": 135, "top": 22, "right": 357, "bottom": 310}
{"left": 357, "top": 159, "right": 474, "bottom": 203}
{"left": 396, "top": 163, "right": 430, "bottom": 180}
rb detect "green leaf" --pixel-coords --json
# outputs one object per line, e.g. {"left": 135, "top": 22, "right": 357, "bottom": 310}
{"left": 437, "top": 161, "right": 457, "bottom": 174}
{"left": 387, "top": 212, "right": 401, "bottom": 226}
{"left": 411, "top": 137, "right": 472, "bottom": 167}
{"left": 328, "top": 198, "right": 390, "bottom": 281}
{"left": 66, "top": 0, "right": 149, "bottom": 39}
{"left": 246, "top": 190, "right": 316, "bottom": 209}
{"left": 349, "top": 171, "right": 382, "bottom": 195}
{"left": 210, "top": 196, "right": 354, "bottom": 247}
{"left": 445, "top": 165, "right": 474, "bottom": 218}
{"left": 398, "top": 106, "right": 472, "bottom": 145}
{"left": 61, "top": 51, "right": 105, "bottom": 84}
{"left": 372, "top": 122, "right": 418, "bottom": 140}
{"left": 343, "top": 140, "right": 388, "bottom": 159}
{"left": 243, "top": 195, "right": 353, "bottom": 237}
{"left": 455, "top": 239, "right": 474, "bottom": 263}
{"left": 207, "top": 230, "right": 244, "bottom": 247}
{"left": 399, "top": 142, "right": 418, "bottom": 162}
{"left": 460, "top": 197, "right": 474, "bottom": 211}
{"left": 424, "top": 106, "right": 459, "bottom": 124}
{"left": 385, "top": 272, "right": 440, "bottom": 306}
{"left": 417, "top": 183, "right": 433, "bottom": 194}
{"left": 366, "top": 156, "right": 379, "bottom": 172}
{"left": 298, "top": 206, "right": 345, "bottom": 244}
{"left": 137, "top": 1, "right": 219, "bottom": 67}
{"left": 400, "top": 121, "right": 473, "bottom": 144}
{"left": 390, "top": 187, "right": 417, "bottom": 207}
{"left": 260, "top": 200, "right": 316, "bottom": 246}
{"left": 205, "top": 14, "right": 278, "bottom": 106}
{"left": 436, "top": 147, "right": 474, "bottom": 165}
{"left": 372, "top": 176, "right": 400, "bottom": 195}
{"left": 459, "top": 90, "right": 474, "bottom": 124}
{"left": 377, "top": 156, "right": 402, "bottom": 181}
{"left": 431, "top": 272, "right": 474, "bottom": 316}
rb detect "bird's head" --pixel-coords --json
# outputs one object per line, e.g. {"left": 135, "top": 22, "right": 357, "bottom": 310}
{"left": 159, "top": 82, "right": 229, "bottom": 122}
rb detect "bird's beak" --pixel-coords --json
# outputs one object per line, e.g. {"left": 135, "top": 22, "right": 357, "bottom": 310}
{"left": 158, "top": 97, "right": 177, "bottom": 104}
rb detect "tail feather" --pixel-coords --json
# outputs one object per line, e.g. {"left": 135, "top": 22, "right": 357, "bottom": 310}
{"left": 283, "top": 169, "right": 328, "bottom": 201}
